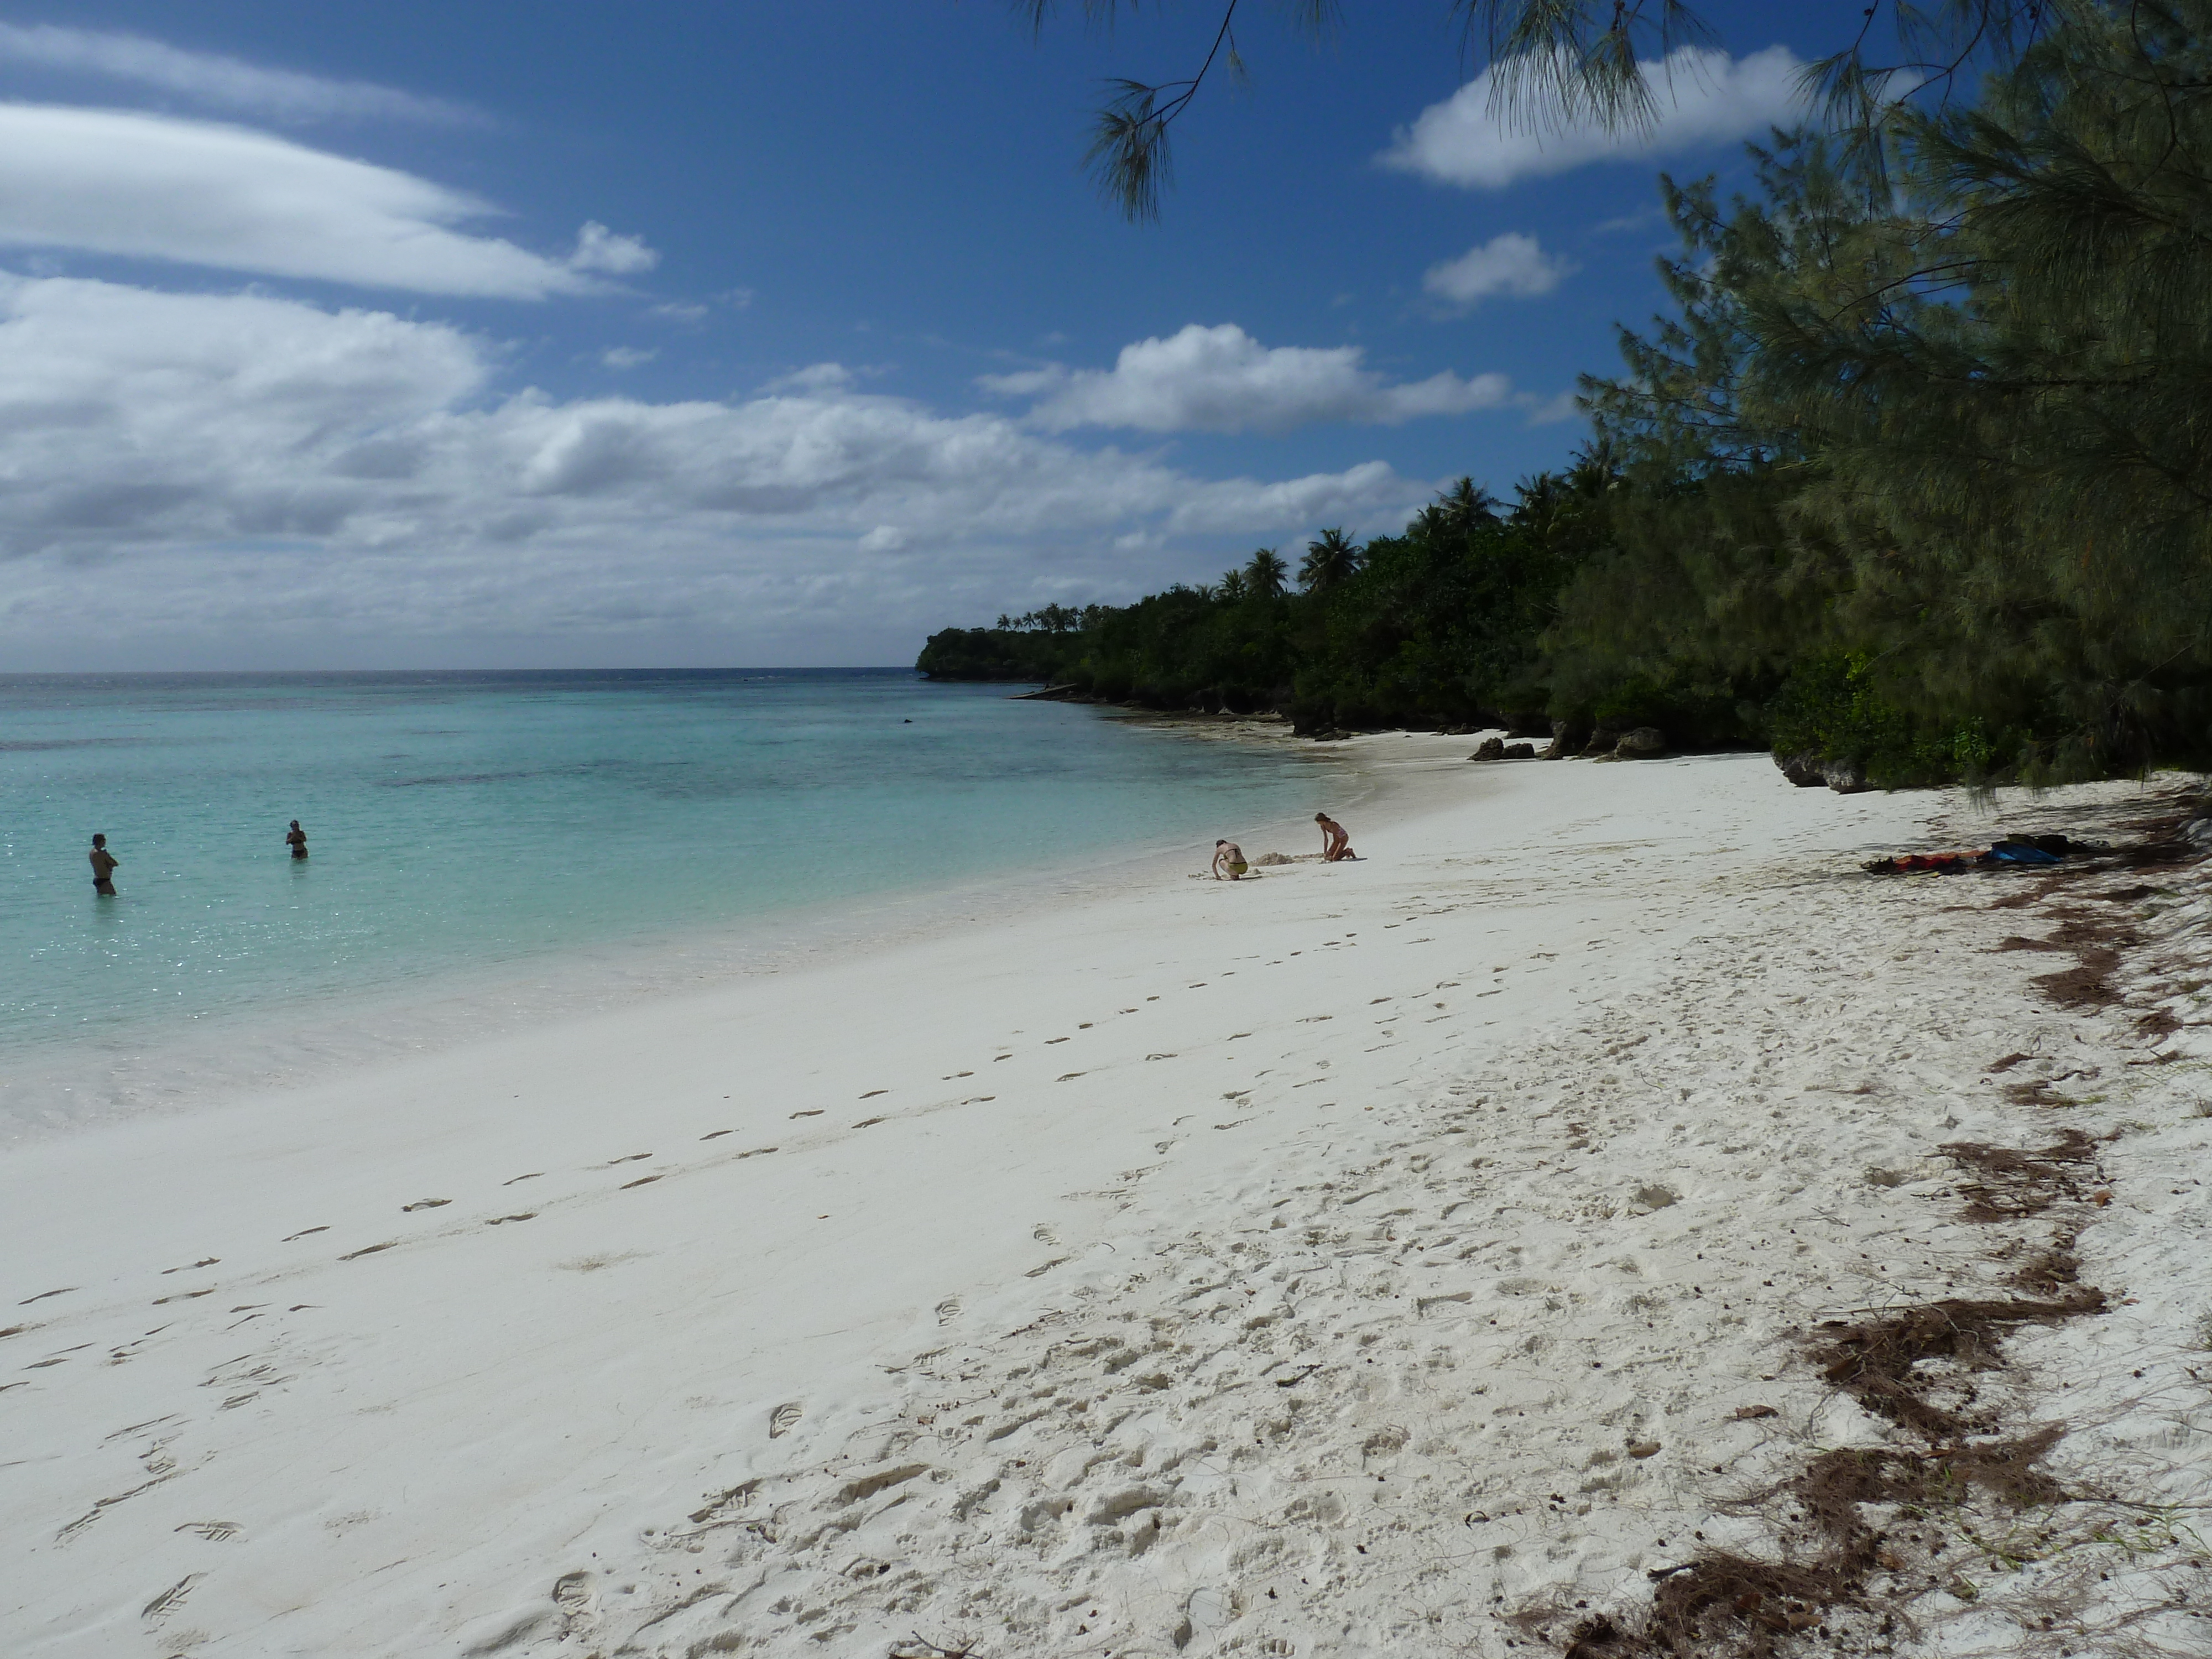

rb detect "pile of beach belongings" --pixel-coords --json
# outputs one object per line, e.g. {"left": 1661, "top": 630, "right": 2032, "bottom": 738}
{"left": 1864, "top": 832, "right": 2107, "bottom": 875}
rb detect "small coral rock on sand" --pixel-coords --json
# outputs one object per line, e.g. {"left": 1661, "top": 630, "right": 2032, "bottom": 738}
{"left": 1469, "top": 737, "right": 1506, "bottom": 761}
{"left": 1502, "top": 741, "right": 1536, "bottom": 759}
{"left": 1615, "top": 727, "right": 1667, "bottom": 759}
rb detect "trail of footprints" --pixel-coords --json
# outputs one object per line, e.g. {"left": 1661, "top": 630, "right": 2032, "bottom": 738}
{"left": 19, "top": 976, "right": 1246, "bottom": 1396}
{"left": 537, "top": 854, "right": 2090, "bottom": 1659}
{"left": 513, "top": 872, "right": 2008, "bottom": 1659}
{"left": 20, "top": 860, "right": 1866, "bottom": 1651}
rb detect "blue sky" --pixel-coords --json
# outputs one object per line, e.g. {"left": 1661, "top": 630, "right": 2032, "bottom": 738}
{"left": 0, "top": 2, "right": 1840, "bottom": 668}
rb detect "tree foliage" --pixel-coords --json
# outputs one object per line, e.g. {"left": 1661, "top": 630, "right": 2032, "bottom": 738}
{"left": 929, "top": 3, "right": 2212, "bottom": 785}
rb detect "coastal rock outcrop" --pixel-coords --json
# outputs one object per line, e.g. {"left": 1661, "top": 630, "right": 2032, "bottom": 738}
{"left": 1615, "top": 727, "right": 1667, "bottom": 759}
{"left": 1501, "top": 742, "right": 1536, "bottom": 759}
{"left": 1469, "top": 737, "right": 1506, "bottom": 761}
{"left": 1772, "top": 752, "right": 1874, "bottom": 793}
{"left": 1822, "top": 756, "right": 1872, "bottom": 794}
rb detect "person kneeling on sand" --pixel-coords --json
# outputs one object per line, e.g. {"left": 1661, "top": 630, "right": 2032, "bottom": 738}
{"left": 1213, "top": 839, "right": 1249, "bottom": 880}
{"left": 1316, "top": 812, "right": 1355, "bottom": 862}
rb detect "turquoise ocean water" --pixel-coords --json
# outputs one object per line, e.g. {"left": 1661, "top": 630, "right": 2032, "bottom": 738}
{"left": 2, "top": 670, "right": 1348, "bottom": 1126}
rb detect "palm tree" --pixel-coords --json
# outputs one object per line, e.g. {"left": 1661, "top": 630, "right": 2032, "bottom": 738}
{"left": 1215, "top": 567, "right": 1249, "bottom": 603}
{"left": 1299, "top": 527, "right": 1361, "bottom": 594}
{"left": 1245, "top": 547, "right": 1288, "bottom": 599}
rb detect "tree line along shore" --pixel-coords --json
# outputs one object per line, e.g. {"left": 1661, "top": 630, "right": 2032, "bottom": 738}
{"left": 920, "top": 2, "right": 2212, "bottom": 794}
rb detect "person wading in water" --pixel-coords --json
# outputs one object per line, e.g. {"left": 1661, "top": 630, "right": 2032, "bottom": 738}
{"left": 285, "top": 820, "right": 309, "bottom": 860}
{"left": 89, "top": 833, "right": 119, "bottom": 895}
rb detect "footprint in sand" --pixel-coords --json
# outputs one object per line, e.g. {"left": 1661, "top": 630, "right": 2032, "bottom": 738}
{"left": 174, "top": 1521, "right": 241, "bottom": 1542}
{"left": 769, "top": 1401, "right": 802, "bottom": 1438}
{"left": 400, "top": 1199, "right": 450, "bottom": 1212}
{"left": 1032, "top": 1223, "right": 1059, "bottom": 1245}
{"left": 552, "top": 1571, "right": 594, "bottom": 1637}
{"left": 935, "top": 1296, "right": 962, "bottom": 1324}
{"left": 141, "top": 1574, "right": 200, "bottom": 1623}
{"left": 486, "top": 1213, "right": 537, "bottom": 1226}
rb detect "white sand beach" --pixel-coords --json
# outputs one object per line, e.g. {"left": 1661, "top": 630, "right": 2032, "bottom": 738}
{"left": 7, "top": 746, "right": 2209, "bottom": 1658}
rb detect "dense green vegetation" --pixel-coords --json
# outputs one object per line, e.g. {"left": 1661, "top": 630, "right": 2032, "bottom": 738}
{"left": 921, "top": 2, "right": 2212, "bottom": 786}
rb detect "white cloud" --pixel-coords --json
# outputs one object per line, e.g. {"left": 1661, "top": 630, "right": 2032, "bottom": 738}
{"left": 0, "top": 272, "right": 1433, "bottom": 656}
{"left": 0, "top": 104, "right": 605, "bottom": 297}
{"left": 1524, "top": 389, "right": 1582, "bottom": 425}
{"left": 1381, "top": 45, "right": 1809, "bottom": 189}
{"left": 601, "top": 346, "right": 658, "bottom": 369}
{"left": 0, "top": 22, "right": 477, "bottom": 125}
{"left": 570, "top": 221, "right": 658, "bottom": 275}
{"left": 1422, "top": 232, "right": 1574, "bottom": 310}
{"left": 980, "top": 322, "right": 1512, "bottom": 434}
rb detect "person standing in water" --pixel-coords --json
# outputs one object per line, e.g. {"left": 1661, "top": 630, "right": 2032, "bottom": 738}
{"left": 1316, "top": 812, "right": 1355, "bottom": 862}
{"left": 285, "top": 820, "right": 309, "bottom": 859}
{"left": 1212, "top": 839, "right": 1249, "bottom": 880}
{"left": 88, "top": 833, "right": 119, "bottom": 895}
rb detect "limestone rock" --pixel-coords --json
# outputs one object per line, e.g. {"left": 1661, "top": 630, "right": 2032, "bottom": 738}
{"left": 1775, "top": 752, "right": 1827, "bottom": 787}
{"left": 1578, "top": 725, "right": 1621, "bottom": 758}
{"left": 1615, "top": 727, "right": 1667, "bottom": 759}
{"left": 1501, "top": 742, "right": 1536, "bottom": 759}
{"left": 1469, "top": 736, "right": 1506, "bottom": 760}
{"left": 1823, "top": 757, "right": 1871, "bottom": 794}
